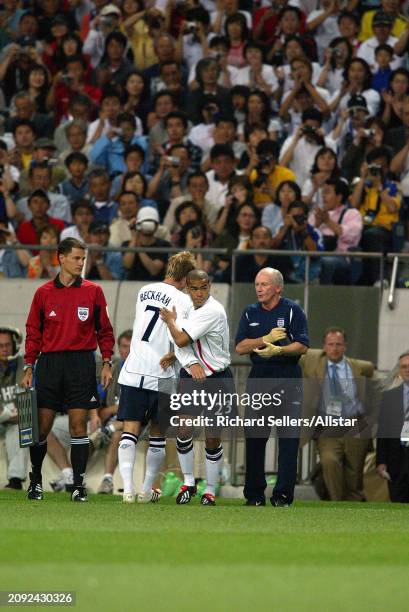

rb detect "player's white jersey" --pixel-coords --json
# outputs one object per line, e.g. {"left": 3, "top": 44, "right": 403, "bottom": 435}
{"left": 119, "top": 281, "right": 191, "bottom": 390}
{"left": 176, "top": 295, "right": 231, "bottom": 376}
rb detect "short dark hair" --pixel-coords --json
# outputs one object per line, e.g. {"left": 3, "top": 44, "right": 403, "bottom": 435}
{"left": 72, "top": 199, "right": 93, "bottom": 215}
{"left": 164, "top": 111, "right": 188, "bottom": 129}
{"left": 302, "top": 108, "right": 323, "bottom": 125}
{"left": 153, "top": 89, "right": 176, "bottom": 108}
{"left": 58, "top": 237, "right": 86, "bottom": 258}
{"left": 215, "top": 114, "right": 237, "bottom": 128}
{"left": 323, "top": 178, "right": 349, "bottom": 201}
{"left": 375, "top": 43, "right": 394, "bottom": 56}
{"left": 187, "top": 171, "right": 208, "bottom": 186}
{"left": 256, "top": 139, "right": 280, "bottom": 159}
{"left": 12, "top": 119, "right": 35, "bottom": 136}
{"left": 288, "top": 200, "right": 309, "bottom": 215}
{"left": 119, "top": 190, "right": 139, "bottom": 204}
{"left": 118, "top": 329, "right": 132, "bottom": 344}
{"left": 28, "top": 189, "right": 50, "bottom": 205}
{"left": 117, "top": 112, "right": 136, "bottom": 129}
{"left": 210, "top": 144, "right": 235, "bottom": 161}
{"left": 124, "top": 143, "right": 145, "bottom": 161}
{"left": 175, "top": 201, "right": 203, "bottom": 225}
{"left": 65, "top": 54, "right": 86, "bottom": 69}
{"left": 28, "top": 161, "right": 52, "bottom": 178}
{"left": 367, "top": 146, "right": 392, "bottom": 164}
{"left": 88, "top": 168, "right": 110, "bottom": 181}
{"left": 65, "top": 152, "right": 88, "bottom": 168}
{"left": 323, "top": 326, "right": 347, "bottom": 341}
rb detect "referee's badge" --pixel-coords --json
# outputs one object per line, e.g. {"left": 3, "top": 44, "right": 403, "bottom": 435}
{"left": 78, "top": 307, "right": 89, "bottom": 321}
{"left": 277, "top": 319, "right": 285, "bottom": 327}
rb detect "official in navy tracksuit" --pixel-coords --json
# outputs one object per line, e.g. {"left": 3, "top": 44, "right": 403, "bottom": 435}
{"left": 235, "top": 267, "right": 309, "bottom": 506}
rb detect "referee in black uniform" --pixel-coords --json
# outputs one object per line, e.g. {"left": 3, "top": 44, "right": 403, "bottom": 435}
{"left": 235, "top": 267, "right": 309, "bottom": 507}
{"left": 22, "top": 238, "right": 115, "bottom": 502}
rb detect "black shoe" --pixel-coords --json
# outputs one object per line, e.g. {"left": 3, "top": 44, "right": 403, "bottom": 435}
{"left": 71, "top": 486, "right": 88, "bottom": 502}
{"left": 270, "top": 494, "right": 291, "bottom": 507}
{"left": 176, "top": 485, "right": 197, "bottom": 505}
{"left": 201, "top": 493, "right": 216, "bottom": 506}
{"left": 27, "top": 472, "right": 43, "bottom": 500}
{"left": 245, "top": 499, "right": 266, "bottom": 506}
{"left": 5, "top": 478, "right": 23, "bottom": 490}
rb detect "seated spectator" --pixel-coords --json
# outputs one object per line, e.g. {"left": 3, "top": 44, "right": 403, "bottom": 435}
{"left": 214, "top": 175, "right": 254, "bottom": 237}
{"left": 87, "top": 169, "right": 118, "bottom": 224}
{"left": 110, "top": 191, "right": 142, "bottom": 248}
{"left": 280, "top": 35, "right": 322, "bottom": 96}
{"left": 60, "top": 200, "right": 93, "bottom": 243}
{"left": 337, "top": 11, "right": 360, "bottom": 53}
{"left": 86, "top": 90, "right": 122, "bottom": 146}
{"left": 164, "top": 171, "right": 218, "bottom": 233}
{"left": 359, "top": 0, "right": 407, "bottom": 42}
{"left": 83, "top": 3, "right": 123, "bottom": 69}
{"left": 147, "top": 90, "right": 177, "bottom": 153}
{"left": 384, "top": 96, "right": 409, "bottom": 156}
{"left": 371, "top": 44, "right": 394, "bottom": 93}
{"left": 58, "top": 152, "right": 89, "bottom": 206}
{"left": 110, "top": 145, "right": 148, "bottom": 199}
{"left": 27, "top": 225, "right": 60, "bottom": 279}
{"left": 0, "top": 221, "right": 30, "bottom": 278}
{"left": 381, "top": 68, "right": 409, "bottom": 129}
{"left": 156, "top": 61, "right": 187, "bottom": 110}
{"left": 17, "top": 162, "right": 71, "bottom": 224}
{"left": 357, "top": 11, "right": 403, "bottom": 73}
{"left": 46, "top": 54, "right": 102, "bottom": 125}
{"left": 249, "top": 139, "right": 296, "bottom": 209}
{"left": 329, "top": 58, "right": 381, "bottom": 117}
{"left": 240, "top": 90, "right": 281, "bottom": 142}
{"left": 341, "top": 116, "right": 386, "bottom": 182}
{"left": 54, "top": 96, "right": 93, "bottom": 155}
{"left": 350, "top": 146, "right": 401, "bottom": 284}
{"left": 253, "top": 0, "right": 306, "bottom": 50}
{"left": 147, "top": 144, "right": 192, "bottom": 218}
{"left": 309, "top": 179, "right": 363, "bottom": 285}
{"left": 205, "top": 144, "right": 238, "bottom": 212}
{"left": 306, "top": 0, "right": 341, "bottom": 63}
{"left": 235, "top": 225, "right": 291, "bottom": 282}
{"left": 276, "top": 200, "right": 323, "bottom": 283}
{"left": 121, "top": 70, "right": 150, "bottom": 131}
{"left": 211, "top": 202, "right": 260, "bottom": 282}
{"left": 85, "top": 220, "right": 124, "bottom": 281}
{"left": 329, "top": 94, "right": 372, "bottom": 163}
{"left": 377, "top": 351, "right": 409, "bottom": 503}
{"left": 177, "top": 220, "right": 209, "bottom": 270}
{"left": 302, "top": 147, "right": 341, "bottom": 209}
{"left": 187, "top": 96, "right": 221, "bottom": 157}
{"left": 5, "top": 91, "right": 54, "bottom": 139}
{"left": 16, "top": 189, "right": 65, "bottom": 254}
{"left": 121, "top": 171, "right": 158, "bottom": 210}
{"left": 171, "top": 202, "right": 204, "bottom": 246}
{"left": 122, "top": 206, "right": 170, "bottom": 281}
{"left": 144, "top": 33, "right": 181, "bottom": 98}
{"left": 187, "top": 35, "right": 239, "bottom": 90}
{"left": 156, "top": 111, "right": 202, "bottom": 171}
{"left": 25, "top": 63, "right": 50, "bottom": 114}
{"left": 317, "top": 37, "right": 354, "bottom": 96}
{"left": 186, "top": 57, "right": 233, "bottom": 125}
{"left": 262, "top": 180, "right": 302, "bottom": 241}
{"left": 10, "top": 119, "right": 36, "bottom": 171}
{"left": 237, "top": 122, "right": 268, "bottom": 172}
{"left": 18, "top": 138, "right": 67, "bottom": 198}
{"left": 267, "top": 6, "right": 313, "bottom": 65}
{"left": 224, "top": 12, "right": 248, "bottom": 69}
{"left": 233, "top": 42, "right": 278, "bottom": 95}
{"left": 42, "top": 31, "right": 87, "bottom": 77}
{"left": 97, "top": 31, "right": 134, "bottom": 89}
{"left": 0, "top": 140, "right": 19, "bottom": 194}
{"left": 90, "top": 112, "right": 148, "bottom": 176}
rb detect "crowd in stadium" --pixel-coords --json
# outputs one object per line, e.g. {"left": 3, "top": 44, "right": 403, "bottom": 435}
{"left": 0, "top": 0, "right": 409, "bottom": 285}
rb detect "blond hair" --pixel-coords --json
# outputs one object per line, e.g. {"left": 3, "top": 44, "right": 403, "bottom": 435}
{"left": 165, "top": 251, "right": 196, "bottom": 281}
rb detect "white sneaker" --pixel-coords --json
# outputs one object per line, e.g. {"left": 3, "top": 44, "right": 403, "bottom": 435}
{"left": 122, "top": 492, "right": 135, "bottom": 504}
{"left": 137, "top": 488, "right": 162, "bottom": 504}
{"left": 98, "top": 476, "right": 114, "bottom": 494}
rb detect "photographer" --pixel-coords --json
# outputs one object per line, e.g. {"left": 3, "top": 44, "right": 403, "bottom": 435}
{"left": 147, "top": 144, "right": 192, "bottom": 214}
{"left": 341, "top": 116, "right": 386, "bottom": 181}
{"left": 280, "top": 108, "right": 327, "bottom": 186}
{"left": 85, "top": 220, "right": 124, "bottom": 281}
{"left": 122, "top": 206, "right": 170, "bottom": 281}
{"left": 249, "top": 138, "right": 295, "bottom": 208}
{"left": 177, "top": 6, "right": 211, "bottom": 72}
{"left": 351, "top": 146, "right": 401, "bottom": 284}
{"left": 83, "top": 4, "right": 122, "bottom": 69}
{"left": 123, "top": 6, "right": 164, "bottom": 72}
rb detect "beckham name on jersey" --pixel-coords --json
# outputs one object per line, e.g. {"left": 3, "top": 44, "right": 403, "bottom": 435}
{"left": 139, "top": 290, "right": 171, "bottom": 307}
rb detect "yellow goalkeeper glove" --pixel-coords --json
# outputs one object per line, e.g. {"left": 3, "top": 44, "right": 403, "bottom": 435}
{"left": 262, "top": 327, "right": 287, "bottom": 345}
{"left": 254, "top": 342, "right": 284, "bottom": 358}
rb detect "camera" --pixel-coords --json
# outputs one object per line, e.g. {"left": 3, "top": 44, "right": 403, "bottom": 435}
{"left": 330, "top": 48, "right": 342, "bottom": 58}
{"left": 363, "top": 129, "right": 376, "bottom": 138}
{"left": 100, "top": 16, "right": 114, "bottom": 27}
{"left": 184, "top": 21, "right": 197, "bottom": 34}
{"left": 111, "top": 127, "right": 123, "bottom": 136}
{"left": 293, "top": 213, "right": 307, "bottom": 226}
{"left": 363, "top": 210, "right": 377, "bottom": 224}
{"left": 190, "top": 226, "right": 202, "bottom": 240}
{"left": 61, "top": 73, "right": 72, "bottom": 85}
{"left": 166, "top": 155, "right": 180, "bottom": 167}
{"left": 271, "top": 50, "right": 285, "bottom": 67}
{"left": 368, "top": 164, "right": 382, "bottom": 177}
{"left": 302, "top": 125, "right": 317, "bottom": 136}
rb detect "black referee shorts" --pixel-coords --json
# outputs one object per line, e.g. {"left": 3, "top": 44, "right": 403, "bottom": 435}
{"left": 35, "top": 351, "right": 99, "bottom": 411}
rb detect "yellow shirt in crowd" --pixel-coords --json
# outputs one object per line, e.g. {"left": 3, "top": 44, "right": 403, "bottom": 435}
{"left": 250, "top": 165, "right": 296, "bottom": 206}
{"left": 359, "top": 184, "right": 401, "bottom": 231}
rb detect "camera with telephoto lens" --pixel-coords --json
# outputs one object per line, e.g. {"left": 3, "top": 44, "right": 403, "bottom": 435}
{"left": 184, "top": 21, "right": 197, "bottom": 34}
{"left": 363, "top": 209, "right": 377, "bottom": 224}
{"left": 166, "top": 155, "right": 181, "bottom": 167}
{"left": 363, "top": 129, "right": 376, "bottom": 138}
{"left": 368, "top": 164, "right": 382, "bottom": 177}
{"left": 190, "top": 226, "right": 202, "bottom": 240}
{"left": 293, "top": 213, "right": 307, "bottom": 226}
{"left": 254, "top": 156, "right": 273, "bottom": 187}
{"left": 100, "top": 16, "right": 114, "bottom": 27}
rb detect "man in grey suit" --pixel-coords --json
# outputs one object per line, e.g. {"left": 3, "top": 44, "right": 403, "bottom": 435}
{"left": 377, "top": 351, "right": 409, "bottom": 503}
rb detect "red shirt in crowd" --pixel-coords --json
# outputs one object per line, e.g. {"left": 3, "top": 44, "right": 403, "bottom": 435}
{"left": 24, "top": 276, "right": 115, "bottom": 365}
{"left": 17, "top": 217, "right": 66, "bottom": 254}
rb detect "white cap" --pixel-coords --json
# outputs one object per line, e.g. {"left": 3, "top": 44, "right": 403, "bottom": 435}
{"left": 100, "top": 4, "right": 121, "bottom": 17}
{"left": 136, "top": 206, "right": 159, "bottom": 224}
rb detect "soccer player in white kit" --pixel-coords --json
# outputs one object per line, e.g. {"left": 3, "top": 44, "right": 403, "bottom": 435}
{"left": 117, "top": 251, "right": 196, "bottom": 503}
{"left": 160, "top": 269, "right": 233, "bottom": 506}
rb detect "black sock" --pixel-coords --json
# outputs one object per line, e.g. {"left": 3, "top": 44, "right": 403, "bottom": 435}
{"left": 29, "top": 439, "right": 47, "bottom": 479}
{"left": 71, "top": 436, "right": 90, "bottom": 487}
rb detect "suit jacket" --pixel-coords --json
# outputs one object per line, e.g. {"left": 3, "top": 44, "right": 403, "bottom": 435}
{"left": 376, "top": 384, "right": 409, "bottom": 479}
{"left": 300, "top": 349, "right": 378, "bottom": 441}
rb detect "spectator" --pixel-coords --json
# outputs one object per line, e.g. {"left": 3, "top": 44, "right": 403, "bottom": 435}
{"left": 90, "top": 112, "right": 148, "bottom": 176}
{"left": 86, "top": 90, "right": 122, "bottom": 146}
{"left": 121, "top": 70, "right": 150, "bottom": 130}
{"left": 16, "top": 189, "right": 65, "bottom": 253}
{"left": 301, "top": 327, "right": 375, "bottom": 501}
{"left": 85, "top": 220, "right": 124, "bottom": 281}
{"left": 206, "top": 144, "right": 237, "bottom": 212}
{"left": 384, "top": 96, "right": 409, "bottom": 155}
{"left": 351, "top": 146, "right": 401, "bottom": 285}
{"left": 25, "top": 64, "right": 50, "bottom": 114}
{"left": 58, "top": 152, "right": 89, "bottom": 205}
{"left": 122, "top": 206, "right": 170, "bottom": 281}
{"left": 147, "top": 90, "right": 178, "bottom": 153}
{"left": 337, "top": 11, "right": 360, "bottom": 53}
{"left": 54, "top": 97, "right": 92, "bottom": 155}
{"left": 186, "top": 57, "right": 233, "bottom": 125}
{"left": 5, "top": 91, "right": 54, "bottom": 138}
{"left": 164, "top": 171, "right": 218, "bottom": 233}
{"left": 158, "top": 111, "right": 202, "bottom": 170}
{"left": 109, "top": 190, "right": 141, "bottom": 248}
{"left": 302, "top": 147, "right": 341, "bottom": 209}
{"left": 377, "top": 351, "right": 409, "bottom": 503}
{"left": 27, "top": 225, "right": 60, "bottom": 279}
{"left": 110, "top": 145, "right": 148, "bottom": 199}
{"left": 224, "top": 12, "right": 249, "bottom": 69}
{"left": 156, "top": 61, "right": 187, "bottom": 110}
{"left": 97, "top": 31, "right": 134, "bottom": 89}
{"left": 237, "top": 122, "right": 268, "bottom": 173}
{"left": 18, "top": 138, "right": 67, "bottom": 198}
{"left": 10, "top": 119, "right": 36, "bottom": 171}
{"left": 330, "top": 58, "right": 381, "bottom": 117}
{"left": 359, "top": 0, "right": 407, "bottom": 42}
{"left": 144, "top": 33, "right": 180, "bottom": 97}
{"left": 241, "top": 90, "right": 280, "bottom": 141}
{"left": 357, "top": 11, "right": 403, "bottom": 73}
{"left": 176, "top": 6, "right": 211, "bottom": 72}
{"left": 262, "top": 180, "right": 302, "bottom": 241}
{"left": 83, "top": 3, "right": 123, "bottom": 69}
{"left": 306, "top": 0, "right": 341, "bottom": 62}
{"left": 233, "top": 42, "right": 278, "bottom": 96}
{"left": 278, "top": 200, "right": 323, "bottom": 283}
{"left": 60, "top": 200, "right": 93, "bottom": 243}
{"left": 235, "top": 225, "right": 291, "bottom": 282}
{"left": 177, "top": 219, "right": 208, "bottom": 270}
{"left": 341, "top": 116, "right": 386, "bottom": 182}
{"left": 214, "top": 174, "right": 254, "bottom": 237}
{"left": 147, "top": 144, "right": 192, "bottom": 218}
{"left": 381, "top": 68, "right": 409, "bottom": 129}
{"left": 88, "top": 169, "right": 118, "bottom": 224}
{"left": 17, "top": 162, "right": 72, "bottom": 224}
{"left": 0, "top": 221, "right": 30, "bottom": 278}
{"left": 122, "top": 4, "right": 159, "bottom": 72}
{"left": 317, "top": 37, "right": 354, "bottom": 96}
{"left": 121, "top": 171, "right": 158, "bottom": 210}
{"left": 250, "top": 139, "right": 296, "bottom": 209}
{"left": 171, "top": 202, "right": 204, "bottom": 246}
{"left": 309, "top": 178, "right": 363, "bottom": 285}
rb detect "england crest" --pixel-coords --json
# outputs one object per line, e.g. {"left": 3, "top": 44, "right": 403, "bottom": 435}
{"left": 277, "top": 318, "right": 285, "bottom": 327}
{"left": 78, "top": 307, "right": 89, "bottom": 321}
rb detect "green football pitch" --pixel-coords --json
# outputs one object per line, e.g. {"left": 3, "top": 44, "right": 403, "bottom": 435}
{"left": 1, "top": 491, "right": 409, "bottom": 612}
